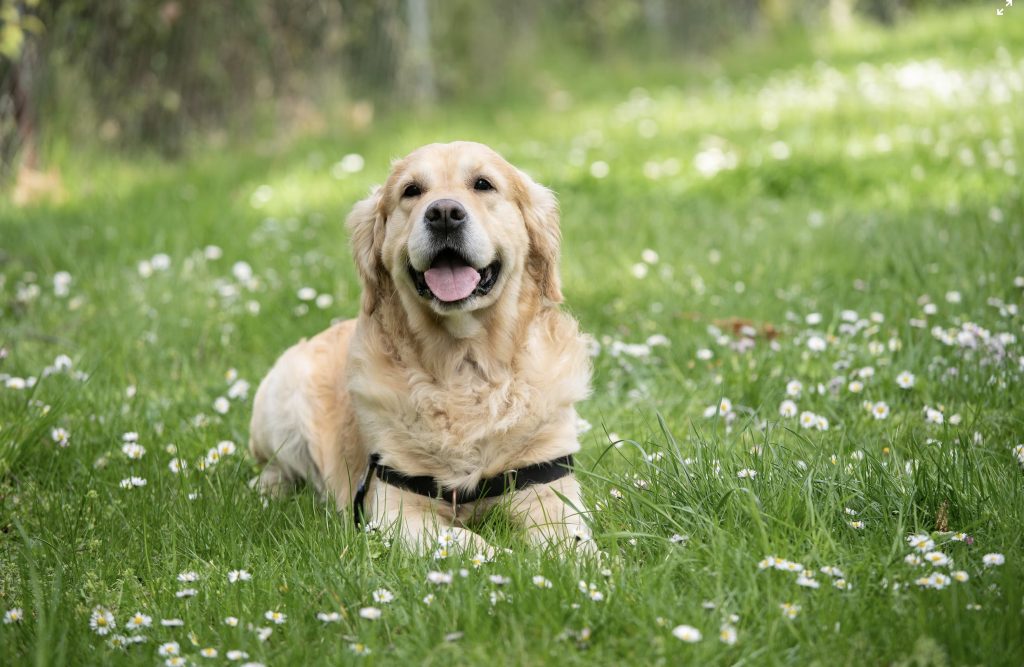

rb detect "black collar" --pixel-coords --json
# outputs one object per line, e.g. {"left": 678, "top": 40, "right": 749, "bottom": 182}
{"left": 353, "top": 453, "right": 574, "bottom": 528}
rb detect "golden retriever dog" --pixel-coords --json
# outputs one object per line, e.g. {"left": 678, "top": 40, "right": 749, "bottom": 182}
{"left": 249, "top": 141, "right": 592, "bottom": 555}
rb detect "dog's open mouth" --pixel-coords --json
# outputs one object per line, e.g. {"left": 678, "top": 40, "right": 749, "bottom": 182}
{"left": 409, "top": 249, "right": 501, "bottom": 304}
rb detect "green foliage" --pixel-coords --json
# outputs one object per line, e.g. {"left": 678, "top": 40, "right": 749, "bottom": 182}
{"left": 1, "top": 5, "right": 1023, "bottom": 665}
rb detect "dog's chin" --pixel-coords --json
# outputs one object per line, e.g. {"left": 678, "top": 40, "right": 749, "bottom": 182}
{"left": 407, "top": 248, "right": 502, "bottom": 314}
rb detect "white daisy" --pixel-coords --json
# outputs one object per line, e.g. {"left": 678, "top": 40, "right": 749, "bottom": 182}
{"left": 872, "top": 402, "right": 890, "bottom": 420}
{"left": 264, "top": 610, "right": 287, "bottom": 624}
{"left": 982, "top": 553, "right": 1005, "bottom": 567}
{"left": 4, "top": 608, "right": 24, "bottom": 624}
{"left": 228, "top": 570, "right": 251, "bottom": 583}
{"left": 672, "top": 625, "right": 702, "bottom": 643}
{"left": 317, "top": 612, "right": 342, "bottom": 622}
{"left": 778, "top": 400, "right": 798, "bottom": 418}
{"left": 896, "top": 371, "right": 916, "bottom": 389}
{"left": 89, "top": 607, "right": 116, "bottom": 635}
{"left": 125, "top": 612, "right": 151, "bottom": 630}
{"left": 359, "top": 607, "right": 382, "bottom": 620}
{"left": 372, "top": 589, "right": 394, "bottom": 604}
{"left": 532, "top": 575, "right": 553, "bottom": 589}
{"left": 157, "top": 641, "right": 180, "bottom": 657}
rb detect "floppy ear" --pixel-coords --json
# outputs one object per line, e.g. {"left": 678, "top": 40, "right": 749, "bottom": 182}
{"left": 346, "top": 186, "right": 387, "bottom": 315}
{"left": 517, "top": 172, "right": 564, "bottom": 304}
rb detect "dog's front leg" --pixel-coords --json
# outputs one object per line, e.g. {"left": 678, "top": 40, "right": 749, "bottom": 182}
{"left": 510, "top": 475, "right": 595, "bottom": 553}
{"left": 366, "top": 481, "right": 496, "bottom": 556}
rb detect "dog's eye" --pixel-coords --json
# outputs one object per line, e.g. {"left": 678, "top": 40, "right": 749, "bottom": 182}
{"left": 402, "top": 183, "right": 422, "bottom": 198}
{"left": 473, "top": 177, "right": 494, "bottom": 192}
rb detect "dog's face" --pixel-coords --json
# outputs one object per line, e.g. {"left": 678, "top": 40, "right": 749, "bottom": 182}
{"left": 348, "top": 142, "right": 562, "bottom": 321}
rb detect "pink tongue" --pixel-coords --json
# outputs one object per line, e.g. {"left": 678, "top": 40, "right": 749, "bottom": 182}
{"left": 423, "top": 261, "right": 481, "bottom": 302}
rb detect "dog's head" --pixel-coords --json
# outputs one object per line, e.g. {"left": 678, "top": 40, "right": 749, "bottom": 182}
{"left": 347, "top": 142, "right": 562, "bottom": 323}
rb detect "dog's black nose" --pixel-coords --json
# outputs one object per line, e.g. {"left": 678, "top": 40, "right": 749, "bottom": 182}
{"left": 424, "top": 199, "right": 467, "bottom": 235}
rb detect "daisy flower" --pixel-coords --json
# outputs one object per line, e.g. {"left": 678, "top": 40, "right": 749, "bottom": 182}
{"left": 799, "top": 412, "right": 817, "bottom": 429}
{"left": 736, "top": 468, "right": 757, "bottom": 479}
{"left": 51, "top": 427, "right": 70, "bottom": 446}
{"left": 119, "top": 477, "right": 147, "bottom": 489}
{"left": 924, "top": 551, "right": 950, "bottom": 567}
{"left": 217, "top": 440, "right": 237, "bottom": 456}
{"left": 426, "top": 571, "right": 453, "bottom": 585}
{"left": 107, "top": 635, "right": 129, "bottom": 650}
{"left": 168, "top": 458, "right": 187, "bottom": 474}
{"left": 359, "top": 607, "right": 382, "bottom": 620}
{"left": 224, "top": 617, "right": 240, "bottom": 627}
{"left": 672, "top": 625, "right": 702, "bottom": 643}
{"left": 228, "top": 570, "right": 251, "bottom": 583}
{"left": 807, "top": 336, "right": 827, "bottom": 352}
{"left": 927, "top": 573, "right": 951, "bottom": 590}
{"left": 349, "top": 643, "right": 372, "bottom": 656}
{"left": 255, "top": 627, "right": 273, "bottom": 641}
{"left": 796, "top": 575, "right": 820, "bottom": 589}
{"left": 982, "top": 553, "right": 1005, "bottom": 567}
{"left": 4, "top": 608, "right": 24, "bottom": 624}
{"left": 125, "top": 612, "right": 151, "bottom": 630}
{"left": 372, "top": 589, "right": 394, "bottom": 604}
{"left": 816, "top": 416, "right": 830, "bottom": 431}
{"left": 779, "top": 400, "right": 798, "bottom": 417}
{"left": 924, "top": 407, "right": 944, "bottom": 425}
{"left": 719, "top": 624, "right": 738, "bottom": 645}
{"left": 213, "top": 397, "right": 230, "bottom": 415}
{"left": 422, "top": 594, "right": 435, "bottom": 605}
{"left": 896, "top": 371, "right": 916, "bottom": 389}
{"left": 470, "top": 552, "right": 491, "bottom": 568}
{"left": 89, "top": 607, "right": 116, "bottom": 635}
{"left": 165, "top": 658, "right": 186, "bottom": 667}
{"left": 696, "top": 348, "right": 713, "bottom": 361}
{"left": 175, "top": 589, "right": 197, "bottom": 598}
{"left": 532, "top": 575, "right": 553, "bottom": 589}
{"left": 264, "top": 610, "right": 287, "bottom": 624}
{"left": 200, "top": 647, "right": 219, "bottom": 658}
{"left": 847, "top": 380, "right": 864, "bottom": 394}
{"left": 849, "top": 521, "right": 864, "bottom": 530}
{"left": 779, "top": 602, "right": 800, "bottom": 619}
{"left": 905, "top": 554, "right": 923, "bottom": 566}
{"left": 951, "top": 570, "right": 969, "bottom": 582}
{"left": 871, "top": 402, "right": 890, "bottom": 420}
{"left": 717, "top": 398, "right": 733, "bottom": 416}
{"left": 488, "top": 575, "right": 511, "bottom": 586}
{"left": 786, "top": 380, "right": 803, "bottom": 397}
{"left": 317, "top": 612, "right": 342, "bottom": 623}
{"left": 121, "top": 443, "right": 145, "bottom": 460}
{"left": 160, "top": 618, "right": 184, "bottom": 627}
{"left": 907, "top": 534, "right": 935, "bottom": 552}
{"left": 157, "top": 641, "right": 180, "bottom": 657}
{"left": 833, "top": 579, "right": 850, "bottom": 590}
{"left": 226, "top": 650, "right": 249, "bottom": 661}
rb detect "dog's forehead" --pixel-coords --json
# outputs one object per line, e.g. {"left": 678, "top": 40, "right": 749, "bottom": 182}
{"left": 390, "top": 142, "right": 511, "bottom": 183}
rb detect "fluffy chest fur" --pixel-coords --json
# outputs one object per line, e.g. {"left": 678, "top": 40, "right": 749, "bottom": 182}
{"left": 347, "top": 310, "right": 591, "bottom": 489}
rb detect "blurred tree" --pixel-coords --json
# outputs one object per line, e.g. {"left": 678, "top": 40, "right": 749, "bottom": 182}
{"left": 1, "top": 0, "right": 44, "bottom": 174}
{"left": 0, "top": 0, "right": 969, "bottom": 164}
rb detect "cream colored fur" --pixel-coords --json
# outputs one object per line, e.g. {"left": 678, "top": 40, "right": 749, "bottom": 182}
{"left": 249, "top": 142, "right": 593, "bottom": 554}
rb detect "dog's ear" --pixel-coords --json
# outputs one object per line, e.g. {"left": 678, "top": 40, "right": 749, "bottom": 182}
{"left": 517, "top": 171, "right": 563, "bottom": 304}
{"left": 346, "top": 186, "right": 387, "bottom": 315}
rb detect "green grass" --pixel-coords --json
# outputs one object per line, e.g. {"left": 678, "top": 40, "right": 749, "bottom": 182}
{"left": 2, "top": 6, "right": 1024, "bottom": 665}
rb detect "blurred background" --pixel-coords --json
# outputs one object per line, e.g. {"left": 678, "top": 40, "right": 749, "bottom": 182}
{"left": 1, "top": 0, "right": 969, "bottom": 191}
